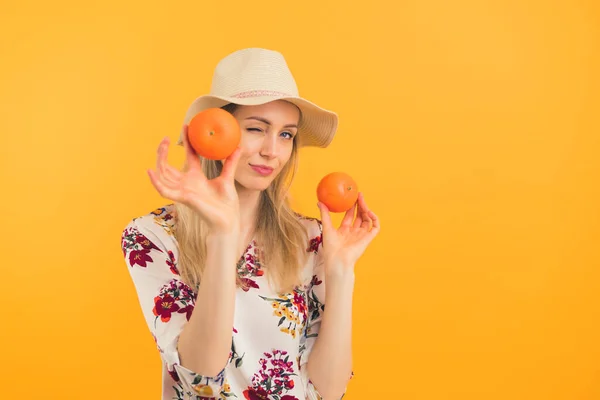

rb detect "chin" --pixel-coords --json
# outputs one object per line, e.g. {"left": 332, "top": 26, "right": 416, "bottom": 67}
{"left": 237, "top": 176, "right": 276, "bottom": 192}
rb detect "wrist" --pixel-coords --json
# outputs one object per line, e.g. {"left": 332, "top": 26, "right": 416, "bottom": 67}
{"left": 205, "top": 232, "right": 241, "bottom": 262}
{"left": 206, "top": 230, "right": 240, "bottom": 241}
{"left": 325, "top": 264, "right": 356, "bottom": 285}
{"left": 324, "top": 268, "right": 355, "bottom": 303}
{"left": 206, "top": 225, "right": 241, "bottom": 242}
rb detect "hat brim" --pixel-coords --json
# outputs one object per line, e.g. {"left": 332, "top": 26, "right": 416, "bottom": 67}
{"left": 177, "top": 94, "right": 338, "bottom": 148}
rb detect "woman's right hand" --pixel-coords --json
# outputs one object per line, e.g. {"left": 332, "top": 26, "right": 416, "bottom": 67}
{"left": 147, "top": 125, "right": 243, "bottom": 235}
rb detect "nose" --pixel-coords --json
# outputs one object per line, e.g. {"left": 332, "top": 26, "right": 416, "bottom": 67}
{"left": 259, "top": 134, "right": 278, "bottom": 158}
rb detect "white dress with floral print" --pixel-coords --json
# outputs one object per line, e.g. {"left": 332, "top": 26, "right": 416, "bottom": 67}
{"left": 121, "top": 204, "right": 351, "bottom": 400}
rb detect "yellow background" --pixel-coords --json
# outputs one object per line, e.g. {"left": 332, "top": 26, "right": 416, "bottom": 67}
{"left": 1, "top": 0, "right": 599, "bottom": 398}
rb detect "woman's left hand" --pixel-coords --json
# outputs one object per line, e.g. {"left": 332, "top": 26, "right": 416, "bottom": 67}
{"left": 317, "top": 192, "right": 381, "bottom": 276}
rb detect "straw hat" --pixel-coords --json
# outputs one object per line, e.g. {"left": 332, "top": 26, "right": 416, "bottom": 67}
{"left": 177, "top": 48, "right": 338, "bottom": 148}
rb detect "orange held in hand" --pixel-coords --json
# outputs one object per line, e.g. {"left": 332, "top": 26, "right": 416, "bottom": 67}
{"left": 187, "top": 108, "right": 241, "bottom": 160}
{"left": 317, "top": 172, "right": 359, "bottom": 213}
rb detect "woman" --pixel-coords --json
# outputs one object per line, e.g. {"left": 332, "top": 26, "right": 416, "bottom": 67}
{"left": 121, "top": 48, "right": 380, "bottom": 400}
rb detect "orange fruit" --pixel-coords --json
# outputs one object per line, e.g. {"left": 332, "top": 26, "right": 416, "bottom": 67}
{"left": 187, "top": 108, "right": 241, "bottom": 160}
{"left": 317, "top": 172, "right": 359, "bottom": 213}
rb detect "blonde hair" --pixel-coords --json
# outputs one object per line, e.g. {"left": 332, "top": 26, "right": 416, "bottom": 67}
{"left": 173, "top": 103, "right": 309, "bottom": 294}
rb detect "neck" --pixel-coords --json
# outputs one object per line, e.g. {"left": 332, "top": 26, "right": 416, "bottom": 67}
{"left": 235, "top": 182, "right": 263, "bottom": 244}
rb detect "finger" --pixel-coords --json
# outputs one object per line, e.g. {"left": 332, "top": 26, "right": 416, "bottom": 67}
{"left": 352, "top": 210, "right": 363, "bottom": 229}
{"left": 221, "top": 147, "right": 242, "bottom": 180}
{"left": 367, "top": 210, "right": 380, "bottom": 236}
{"left": 341, "top": 200, "right": 357, "bottom": 228}
{"left": 147, "top": 168, "right": 180, "bottom": 200}
{"left": 358, "top": 193, "right": 372, "bottom": 230}
{"left": 360, "top": 210, "right": 373, "bottom": 230}
{"left": 155, "top": 138, "right": 182, "bottom": 184}
{"left": 163, "top": 163, "right": 183, "bottom": 185}
{"left": 182, "top": 125, "right": 202, "bottom": 171}
{"left": 149, "top": 167, "right": 179, "bottom": 193}
{"left": 156, "top": 137, "right": 169, "bottom": 174}
{"left": 317, "top": 202, "right": 334, "bottom": 233}
{"left": 353, "top": 192, "right": 367, "bottom": 229}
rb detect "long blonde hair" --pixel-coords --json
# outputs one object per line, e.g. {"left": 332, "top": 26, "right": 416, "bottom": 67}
{"left": 173, "top": 103, "right": 309, "bottom": 294}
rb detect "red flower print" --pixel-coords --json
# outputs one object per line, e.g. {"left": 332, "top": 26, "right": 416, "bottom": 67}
{"left": 178, "top": 304, "right": 193, "bottom": 321}
{"left": 248, "top": 349, "right": 297, "bottom": 399}
{"left": 237, "top": 241, "right": 264, "bottom": 291}
{"left": 243, "top": 386, "right": 270, "bottom": 400}
{"left": 292, "top": 292, "right": 307, "bottom": 316}
{"left": 166, "top": 250, "right": 178, "bottom": 275}
{"left": 121, "top": 225, "right": 164, "bottom": 267}
{"left": 152, "top": 279, "right": 196, "bottom": 325}
{"left": 136, "top": 234, "right": 160, "bottom": 251}
{"left": 245, "top": 251, "right": 256, "bottom": 264}
{"left": 307, "top": 235, "right": 322, "bottom": 253}
{"left": 129, "top": 249, "right": 153, "bottom": 268}
{"left": 152, "top": 294, "right": 180, "bottom": 322}
{"left": 241, "top": 278, "right": 260, "bottom": 292}
{"left": 167, "top": 365, "right": 180, "bottom": 382}
{"left": 311, "top": 275, "right": 322, "bottom": 286}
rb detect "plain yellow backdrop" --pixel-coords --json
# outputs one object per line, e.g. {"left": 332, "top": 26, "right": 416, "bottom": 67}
{"left": 1, "top": 0, "right": 599, "bottom": 399}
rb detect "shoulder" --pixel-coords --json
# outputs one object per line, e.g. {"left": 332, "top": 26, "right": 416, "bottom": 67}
{"left": 294, "top": 211, "right": 322, "bottom": 234}
{"left": 294, "top": 212, "right": 323, "bottom": 254}
{"left": 121, "top": 203, "right": 178, "bottom": 253}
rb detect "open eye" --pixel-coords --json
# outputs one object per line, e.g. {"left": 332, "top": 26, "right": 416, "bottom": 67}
{"left": 280, "top": 131, "right": 294, "bottom": 140}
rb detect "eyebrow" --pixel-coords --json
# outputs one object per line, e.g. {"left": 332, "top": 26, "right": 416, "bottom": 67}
{"left": 244, "top": 116, "right": 298, "bottom": 129}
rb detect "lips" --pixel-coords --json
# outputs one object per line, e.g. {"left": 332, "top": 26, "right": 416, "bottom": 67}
{"left": 250, "top": 164, "right": 274, "bottom": 176}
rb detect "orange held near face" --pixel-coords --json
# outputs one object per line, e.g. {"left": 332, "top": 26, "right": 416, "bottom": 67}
{"left": 187, "top": 108, "right": 241, "bottom": 160}
{"left": 317, "top": 172, "right": 359, "bottom": 213}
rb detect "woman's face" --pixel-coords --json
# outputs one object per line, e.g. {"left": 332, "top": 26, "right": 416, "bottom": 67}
{"left": 229, "top": 100, "right": 300, "bottom": 192}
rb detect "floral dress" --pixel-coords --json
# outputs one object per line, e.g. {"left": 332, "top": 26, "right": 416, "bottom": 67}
{"left": 120, "top": 204, "right": 352, "bottom": 400}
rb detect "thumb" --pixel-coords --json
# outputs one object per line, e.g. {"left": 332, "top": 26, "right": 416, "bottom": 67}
{"left": 182, "top": 125, "right": 202, "bottom": 171}
{"left": 317, "top": 201, "right": 333, "bottom": 233}
{"left": 221, "top": 147, "right": 242, "bottom": 179}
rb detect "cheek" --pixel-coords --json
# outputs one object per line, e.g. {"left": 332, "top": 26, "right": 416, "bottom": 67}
{"left": 234, "top": 139, "right": 257, "bottom": 170}
{"left": 279, "top": 143, "right": 294, "bottom": 165}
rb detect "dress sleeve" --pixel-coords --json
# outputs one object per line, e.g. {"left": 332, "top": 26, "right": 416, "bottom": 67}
{"left": 121, "top": 218, "right": 230, "bottom": 399}
{"left": 299, "top": 219, "right": 354, "bottom": 400}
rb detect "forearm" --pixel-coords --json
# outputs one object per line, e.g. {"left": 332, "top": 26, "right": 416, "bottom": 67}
{"left": 306, "top": 268, "right": 355, "bottom": 400}
{"left": 178, "top": 232, "right": 239, "bottom": 376}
